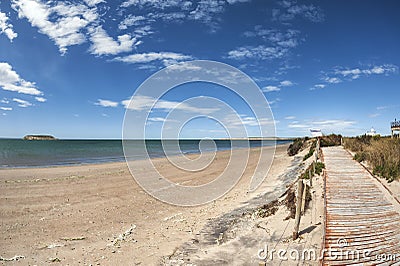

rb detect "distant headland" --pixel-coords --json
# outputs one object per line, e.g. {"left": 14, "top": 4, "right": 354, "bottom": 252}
{"left": 23, "top": 135, "right": 57, "bottom": 141}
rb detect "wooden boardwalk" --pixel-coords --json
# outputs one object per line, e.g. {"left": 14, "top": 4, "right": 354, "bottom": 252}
{"left": 322, "top": 146, "right": 400, "bottom": 265}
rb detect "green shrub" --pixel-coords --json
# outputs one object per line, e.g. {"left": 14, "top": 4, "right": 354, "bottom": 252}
{"left": 300, "top": 162, "right": 325, "bottom": 179}
{"left": 303, "top": 141, "right": 316, "bottom": 161}
{"left": 353, "top": 152, "right": 366, "bottom": 162}
{"left": 287, "top": 138, "right": 304, "bottom": 156}
{"left": 314, "top": 162, "right": 325, "bottom": 175}
{"left": 320, "top": 134, "right": 342, "bottom": 147}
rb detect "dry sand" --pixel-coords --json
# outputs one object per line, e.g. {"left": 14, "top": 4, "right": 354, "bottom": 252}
{"left": 0, "top": 144, "right": 323, "bottom": 265}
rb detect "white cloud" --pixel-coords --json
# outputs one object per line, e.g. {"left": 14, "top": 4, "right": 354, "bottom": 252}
{"left": 228, "top": 45, "right": 288, "bottom": 60}
{"left": 288, "top": 119, "right": 356, "bottom": 132}
{"left": 280, "top": 80, "right": 293, "bottom": 86}
{"left": 222, "top": 113, "right": 276, "bottom": 128}
{"left": 165, "top": 62, "right": 202, "bottom": 72}
{"left": 245, "top": 27, "right": 300, "bottom": 47}
{"left": 121, "top": 0, "right": 184, "bottom": 9}
{"left": 0, "top": 107, "right": 12, "bottom": 111}
{"left": 35, "top": 96, "right": 46, "bottom": 102}
{"left": 12, "top": 0, "right": 99, "bottom": 54}
{"left": 95, "top": 99, "right": 119, "bottom": 107}
{"left": 114, "top": 52, "right": 192, "bottom": 65}
{"left": 122, "top": 95, "right": 218, "bottom": 114}
{"left": 369, "top": 113, "right": 380, "bottom": 118}
{"left": 0, "top": 11, "right": 18, "bottom": 41}
{"left": 0, "top": 62, "right": 43, "bottom": 95}
{"left": 83, "top": 0, "right": 105, "bottom": 7}
{"left": 285, "top": 116, "right": 296, "bottom": 120}
{"left": 273, "top": 1, "right": 324, "bottom": 23}
{"left": 13, "top": 97, "right": 32, "bottom": 107}
{"left": 147, "top": 117, "right": 166, "bottom": 122}
{"left": 320, "top": 64, "right": 398, "bottom": 88}
{"left": 310, "top": 84, "right": 326, "bottom": 90}
{"left": 226, "top": 0, "right": 251, "bottom": 3}
{"left": 88, "top": 26, "right": 137, "bottom": 56}
{"left": 334, "top": 64, "right": 398, "bottom": 80}
{"left": 118, "top": 15, "right": 146, "bottom": 30}
{"left": 324, "top": 77, "right": 341, "bottom": 84}
{"left": 230, "top": 27, "right": 301, "bottom": 61}
{"left": 376, "top": 104, "right": 399, "bottom": 111}
{"left": 1, "top": 98, "right": 9, "bottom": 104}
{"left": 263, "top": 85, "right": 280, "bottom": 92}
{"left": 120, "top": 0, "right": 248, "bottom": 32}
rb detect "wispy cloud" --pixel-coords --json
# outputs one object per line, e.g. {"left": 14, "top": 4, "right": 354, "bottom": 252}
{"left": 310, "top": 84, "right": 326, "bottom": 90}
{"left": 229, "top": 27, "right": 301, "bottom": 61}
{"left": 333, "top": 64, "right": 398, "bottom": 80}
{"left": 280, "top": 80, "right": 294, "bottom": 86}
{"left": 120, "top": 0, "right": 249, "bottom": 32}
{"left": 95, "top": 99, "right": 119, "bottom": 107}
{"left": 122, "top": 95, "right": 218, "bottom": 114}
{"left": 228, "top": 45, "right": 290, "bottom": 60}
{"left": 118, "top": 15, "right": 147, "bottom": 30}
{"left": 319, "top": 64, "right": 398, "bottom": 87}
{"left": 376, "top": 104, "right": 399, "bottom": 111}
{"left": 323, "top": 77, "right": 341, "bottom": 84}
{"left": 285, "top": 116, "right": 296, "bottom": 120}
{"left": 114, "top": 52, "right": 192, "bottom": 66}
{"left": 263, "top": 85, "right": 281, "bottom": 92}
{"left": 83, "top": 0, "right": 105, "bottom": 7}
{"left": 368, "top": 104, "right": 399, "bottom": 118}
{"left": 0, "top": 106, "right": 12, "bottom": 111}
{"left": 288, "top": 119, "right": 356, "bottom": 133}
{"left": 272, "top": 0, "right": 325, "bottom": 23}
{"left": 0, "top": 62, "right": 43, "bottom": 96}
{"left": 0, "top": 11, "right": 18, "bottom": 41}
{"left": 13, "top": 98, "right": 32, "bottom": 107}
{"left": 262, "top": 79, "right": 294, "bottom": 92}
{"left": 368, "top": 113, "right": 380, "bottom": 118}
{"left": 35, "top": 97, "right": 47, "bottom": 102}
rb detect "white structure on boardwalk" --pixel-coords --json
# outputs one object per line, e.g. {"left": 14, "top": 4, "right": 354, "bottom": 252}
{"left": 366, "top": 127, "right": 378, "bottom": 136}
{"left": 310, "top": 129, "right": 322, "bottom": 137}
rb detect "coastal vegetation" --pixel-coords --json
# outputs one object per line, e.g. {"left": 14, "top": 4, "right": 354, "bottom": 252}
{"left": 319, "top": 134, "right": 342, "bottom": 147}
{"left": 301, "top": 162, "right": 325, "bottom": 180}
{"left": 303, "top": 140, "right": 316, "bottom": 161}
{"left": 287, "top": 134, "right": 342, "bottom": 157}
{"left": 287, "top": 137, "right": 306, "bottom": 156}
{"left": 344, "top": 135, "right": 400, "bottom": 182}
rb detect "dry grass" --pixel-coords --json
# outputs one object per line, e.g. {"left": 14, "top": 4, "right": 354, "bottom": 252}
{"left": 344, "top": 136, "right": 400, "bottom": 182}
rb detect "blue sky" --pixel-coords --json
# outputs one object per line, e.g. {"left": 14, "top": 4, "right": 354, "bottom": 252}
{"left": 0, "top": 0, "right": 399, "bottom": 139}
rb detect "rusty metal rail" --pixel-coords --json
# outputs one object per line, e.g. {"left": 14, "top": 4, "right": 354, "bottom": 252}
{"left": 322, "top": 146, "right": 400, "bottom": 265}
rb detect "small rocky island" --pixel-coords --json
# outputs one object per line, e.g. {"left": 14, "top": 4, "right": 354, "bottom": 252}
{"left": 23, "top": 135, "right": 57, "bottom": 140}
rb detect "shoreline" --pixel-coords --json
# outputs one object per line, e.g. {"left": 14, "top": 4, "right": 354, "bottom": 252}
{"left": 0, "top": 142, "right": 290, "bottom": 170}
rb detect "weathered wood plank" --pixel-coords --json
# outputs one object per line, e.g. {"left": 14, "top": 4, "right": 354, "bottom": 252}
{"left": 322, "top": 146, "right": 400, "bottom": 265}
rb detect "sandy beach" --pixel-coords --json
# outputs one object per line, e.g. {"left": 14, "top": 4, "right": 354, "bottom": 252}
{"left": 0, "top": 144, "right": 324, "bottom": 265}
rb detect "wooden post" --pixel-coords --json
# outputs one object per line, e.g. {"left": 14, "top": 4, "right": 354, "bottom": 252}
{"left": 301, "top": 183, "right": 307, "bottom": 215}
{"left": 309, "top": 166, "right": 313, "bottom": 187}
{"left": 293, "top": 179, "right": 304, "bottom": 240}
